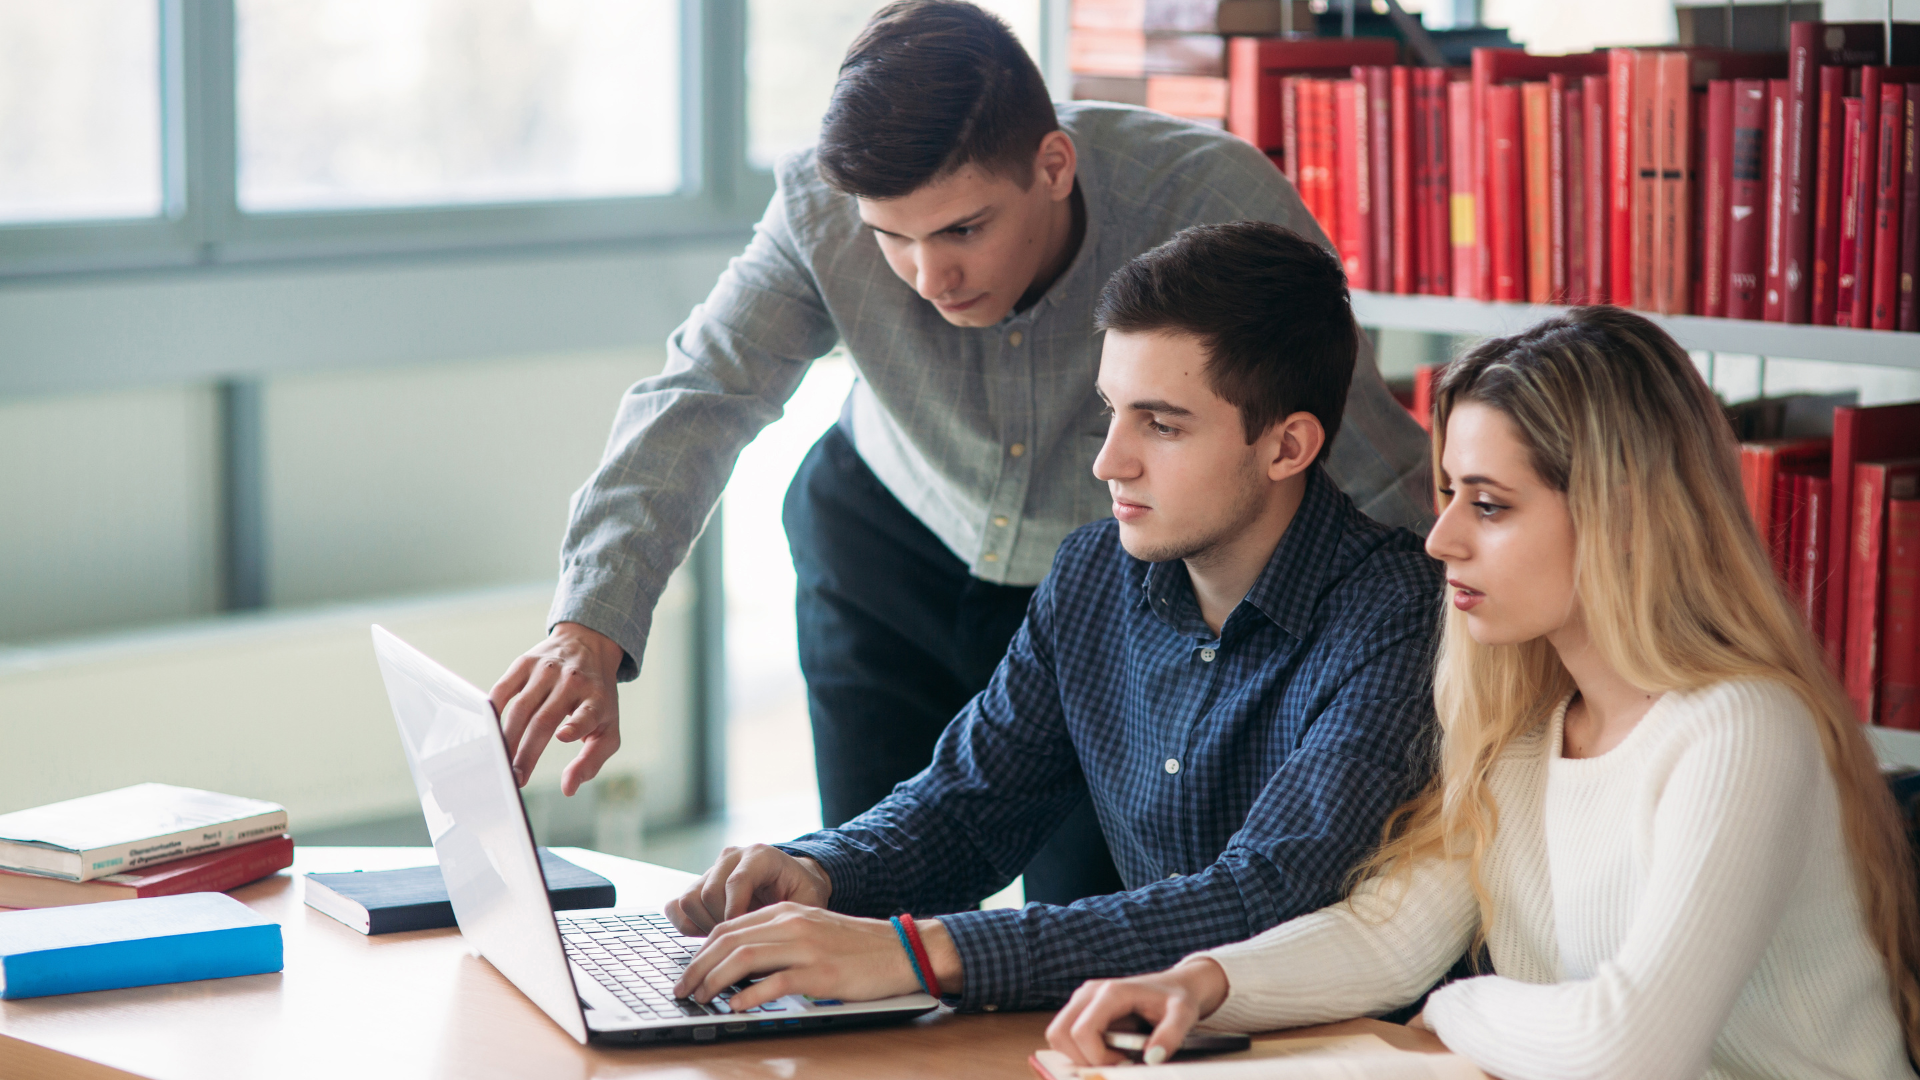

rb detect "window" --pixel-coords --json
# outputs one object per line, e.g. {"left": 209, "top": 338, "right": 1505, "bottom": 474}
{"left": 0, "top": 1, "right": 162, "bottom": 223}
{"left": 236, "top": 0, "right": 680, "bottom": 211}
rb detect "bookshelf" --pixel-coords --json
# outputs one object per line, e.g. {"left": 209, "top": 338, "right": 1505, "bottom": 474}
{"left": 1351, "top": 291, "right": 1920, "bottom": 370}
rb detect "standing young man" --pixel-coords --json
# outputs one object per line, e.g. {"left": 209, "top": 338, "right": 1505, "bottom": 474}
{"left": 488, "top": 1, "right": 1431, "bottom": 904}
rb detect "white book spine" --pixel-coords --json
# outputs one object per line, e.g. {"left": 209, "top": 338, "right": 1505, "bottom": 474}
{"left": 0, "top": 813, "right": 288, "bottom": 882}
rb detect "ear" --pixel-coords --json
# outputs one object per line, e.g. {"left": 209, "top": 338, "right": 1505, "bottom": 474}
{"left": 1033, "top": 130, "right": 1077, "bottom": 201}
{"left": 1261, "top": 412, "right": 1326, "bottom": 482}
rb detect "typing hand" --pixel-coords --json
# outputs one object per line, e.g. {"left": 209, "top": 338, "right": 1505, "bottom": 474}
{"left": 664, "top": 845, "right": 833, "bottom": 935}
{"left": 490, "top": 622, "right": 626, "bottom": 797}
{"left": 1046, "top": 958, "right": 1230, "bottom": 1067}
{"left": 672, "top": 903, "right": 935, "bottom": 1011}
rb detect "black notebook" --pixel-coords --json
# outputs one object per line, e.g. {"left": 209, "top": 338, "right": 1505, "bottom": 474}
{"left": 302, "top": 849, "right": 616, "bottom": 935}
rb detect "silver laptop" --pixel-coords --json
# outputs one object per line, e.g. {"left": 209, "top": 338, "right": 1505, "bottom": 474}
{"left": 369, "top": 624, "right": 939, "bottom": 1045}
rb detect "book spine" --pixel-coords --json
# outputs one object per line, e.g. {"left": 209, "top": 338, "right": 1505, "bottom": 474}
{"left": 1473, "top": 52, "right": 1493, "bottom": 301}
{"left": 1812, "top": 66, "right": 1848, "bottom": 325}
{"left": 9, "top": 813, "right": 291, "bottom": 883}
{"left": 1789, "top": 473, "right": 1813, "bottom": 596}
{"left": 1657, "top": 53, "right": 1693, "bottom": 315}
{"left": 1902, "top": 87, "right": 1920, "bottom": 333}
{"left": 1691, "top": 89, "right": 1709, "bottom": 316}
{"left": 1369, "top": 66, "right": 1393, "bottom": 293}
{"left": 1335, "top": 80, "right": 1370, "bottom": 288}
{"left": 1585, "top": 75, "right": 1610, "bottom": 303}
{"left": 1838, "top": 97, "right": 1865, "bottom": 326}
{"left": 1490, "top": 84, "right": 1527, "bottom": 301}
{"left": 1632, "top": 51, "right": 1660, "bottom": 311}
{"left": 1805, "top": 476, "right": 1832, "bottom": 640}
{"left": 1312, "top": 79, "right": 1335, "bottom": 234}
{"left": 1392, "top": 65, "right": 1414, "bottom": 295}
{"left": 1610, "top": 51, "right": 1636, "bottom": 307}
{"left": 1568, "top": 86, "right": 1589, "bottom": 305}
{"left": 1524, "top": 82, "right": 1554, "bottom": 303}
{"left": 1704, "top": 80, "right": 1733, "bottom": 317}
{"left": 1226, "top": 35, "right": 1264, "bottom": 148}
{"left": 1764, "top": 79, "right": 1790, "bottom": 321}
{"left": 1851, "top": 71, "right": 1885, "bottom": 329}
{"left": 1849, "top": 464, "right": 1893, "bottom": 723}
{"left": 1872, "top": 83, "right": 1905, "bottom": 330}
{"left": 1449, "top": 79, "right": 1477, "bottom": 298}
{"left": 1424, "top": 69, "right": 1448, "bottom": 296}
{"left": 1772, "top": 468, "right": 1797, "bottom": 581}
{"left": 1728, "top": 80, "right": 1768, "bottom": 320}
{"left": 134, "top": 836, "right": 296, "bottom": 899}
{"left": 1551, "top": 75, "right": 1572, "bottom": 303}
{"left": 1784, "top": 22, "right": 1818, "bottom": 323}
{"left": 1882, "top": 497, "right": 1920, "bottom": 730}
{"left": 0, "top": 923, "right": 283, "bottom": 1000}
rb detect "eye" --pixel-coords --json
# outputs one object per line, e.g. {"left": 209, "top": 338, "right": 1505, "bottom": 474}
{"left": 947, "top": 224, "right": 978, "bottom": 239}
{"left": 1149, "top": 420, "right": 1177, "bottom": 436}
{"left": 1471, "top": 500, "right": 1506, "bottom": 519}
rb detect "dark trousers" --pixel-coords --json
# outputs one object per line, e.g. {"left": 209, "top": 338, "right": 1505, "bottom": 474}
{"left": 783, "top": 424, "right": 1122, "bottom": 907}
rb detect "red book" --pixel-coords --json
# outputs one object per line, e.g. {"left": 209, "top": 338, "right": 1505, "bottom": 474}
{"left": 1489, "top": 83, "right": 1527, "bottom": 301}
{"left": 1609, "top": 51, "right": 1637, "bottom": 307}
{"left": 1871, "top": 82, "right": 1907, "bottom": 330}
{"left": 1335, "top": 79, "right": 1373, "bottom": 288}
{"left": 1405, "top": 66, "right": 1420, "bottom": 294}
{"left": 1727, "top": 79, "right": 1769, "bottom": 320}
{"left": 1227, "top": 36, "right": 1400, "bottom": 152}
{"left": 1813, "top": 65, "right": 1850, "bottom": 325}
{"left": 1780, "top": 22, "right": 1858, "bottom": 324}
{"left": 1449, "top": 79, "right": 1477, "bottom": 298}
{"left": 1427, "top": 70, "right": 1456, "bottom": 296}
{"left": 0, "top": 835, "right": 295, "bottom": 909}
{"left": 1656, "top": 53, "right": 1695, "bottom": 314}
{"left": 1826, "top": 402, "right": 1920, "bottom": 668}
{"left": 1568, "top": 85, "right": 1589, "bottom": 305}
{"left": 1850, "top": 69, "right": 1888, "bottom": 328}
{"left": 1412, "top": 363, "right": 1438, "bottom": 431}
{"left": 1630, "top": 51, "right": 1662, "bottom": 311}
{"left": 1882, "top": 497, "right": 1920, "bottom": 729}
{"left": 1764, "top": 79, "right": 1791, "bottom": 320}
{"left": 1584, "top": 75, "right": 1610, "bottom": 303}
{"left": 1366, "top": 65, "right": 1393, "bottom": 293}
{"left": 1838, "top": 97, "right": 1868, "bottom": 326}
{"left": 1776, "top": 468, "right": 1803, "bottom": 584}
{"left": 1280, "top": 76, "right": 1302, "bottom": 186}
{"left": 1312, "top": 78, "right": 1337, "bottom": 233}
{"left": 1803, "top": 475, "right": 1833, "bottom": 639}
{"left": 1848, "top": 461, "right": 1920, "bottom": 722}
{"left": 1691, "top": 90, "right": 1710, "bottom": 314}
{"left": 1551, "top": 75, "right": 1573, "bottom": 304}
{"left": 1524, "top": 82, "right": 1554, "bottom": 303}
{"left": 1901, "top": 84, "right": 1920, "bottom": 332}
{"left": 1703, "top": 80, "right": 1733, "bottom": 317}
{"left": 1741, "top": 438, "right": 1831, "bottom": 571}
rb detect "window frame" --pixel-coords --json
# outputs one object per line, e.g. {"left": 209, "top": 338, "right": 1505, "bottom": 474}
{"left": 0, "top": 0, "right": 772, "bottom": 279}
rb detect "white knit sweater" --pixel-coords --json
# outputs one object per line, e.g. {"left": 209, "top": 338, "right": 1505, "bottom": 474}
{"left": 1199, "top": 679, "right": 1914, "bottom": 1080}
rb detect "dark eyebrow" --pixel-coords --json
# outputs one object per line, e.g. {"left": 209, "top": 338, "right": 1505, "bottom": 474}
{"left": 1458, "top": 474, "right": 1516, "bottom": 492}
{"left": 1130, "top": 398, "right": 1194, "bottom": 418}
{"left": 864, "top": 206, "right": 992, "bottom": 240}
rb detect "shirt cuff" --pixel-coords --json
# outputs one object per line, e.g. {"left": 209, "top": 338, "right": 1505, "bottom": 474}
{"left": 934, "top": 908, "right": 1032, "bottom": 1013}
{"left": 548, "top": 565, "right": 654, "bottom": 682}
{"left": 774, "top": 836, "right": 872, "bottom": 915}
{"left": 1191, "top": 942, "right": 1289, "bottom": 1034}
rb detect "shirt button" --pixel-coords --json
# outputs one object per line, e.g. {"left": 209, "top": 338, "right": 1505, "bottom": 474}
{"left": 983, "top": 552, "right": 999, "bottom": 563}
{"left": 993, "top": 516, "right": 1009, "bottom": 527}
{"left": 1167, "top": 872, "right": 1182, "bottom": 879}
{"left": 1200, "top": 648, "right": 1216, "bottom": 662}
{"left": 1008, "top": 330, "right": 1024, "bottom": 346}
{"left": 1164, "top": 758, "right": 1181, "bottom": 775}
{"left": 1008, "top": 443, "right": 1026, "bottom": 457}
{"left": 983, "top": 1003, "right": 999, "bottom": 1012}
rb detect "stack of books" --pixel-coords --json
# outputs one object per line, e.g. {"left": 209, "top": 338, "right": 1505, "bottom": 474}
{"left": 0, "top": 783, "right": 294, "bottom": 910}
{"left": 1067, "top": 0, "right": 1319, "bottom": 128}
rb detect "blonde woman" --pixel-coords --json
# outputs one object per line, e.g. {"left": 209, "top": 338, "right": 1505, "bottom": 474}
{"left": 1045, "top": 306, "right": 1920, "bottom": 1079}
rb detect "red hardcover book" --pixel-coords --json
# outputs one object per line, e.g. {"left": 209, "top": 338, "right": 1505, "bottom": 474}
{"left": 1434, "top": 69, "right": 1460, "bottom": 296}
{"left": 1781, "top": 23, "right": 1844, "bottom": 324}
{"left": 1838, "top": 97, "right": 1867, "bottom": 326}
{"left": 1656, "top": 53, "right": 1695, "bottom": 314}
{"left": 1335, "top": 79, "right": 1372, "bottom": 288}
{"left": 1728, "top": 79, "right": 1769, "bottom": 320}
{"left": 1449, "top": 79, "right": 1477, "bottom": 298}
{"left": 1524, "top": 82, "right": 1554, "bottom": 303}
{"left": 1901, "top": 85, "right": 1920, "bottom": 332}
{"left": 1741, "top": 438, "right": 1832, "bottom": 568}
{"left": 1551, "top": 74, "right": 1573, "bottom": 304}
{"left": 1848, "top": 461, "right": 1920, "bottom": 722}
{"left": 1850, "top": 69, "right": 1887, "bottom": 328}
{"left": 1813, "top": 65, "right": 1849, "bottom": 325}
{"left": 1826, "top": 402, "right": 1920, "bottom": 668}
{"left": 1872, "top": 82, "right": 1906, "bottom": 330}
{"left": 1412, "top": 363, "right": 1438, "bottom": 431}
{"left": 1489, "top": 83, "right": 1527, "bottom": 301}
{"left": 1692, "top": 90, "right": 1710, "bottom": 314}
{"left": 1764, "top": 79, "right": 1792, "bottom": 320}
{"left": 1609, "top": 51, "right": 1637, "bottom": 307}
{"left": 1226, "top": 36, "right": 1400, "bottom": 151}
{"left": 1804, "top": 475, "right": 1833, "bottom": 639}
{"left": 1280, "top": 76, "right": 1302, "bottom": 186}
{"left": 1882, "top": 497, "right": 1920, "bottom": 729}
{"left": 1366, "top": 65, "right": 1393, "bottom": 293}
{"left": 1312, "top": 78, "right": 1337, "bottom": 233}
{"left": 1393, "top": 65, "right": 1415, "bottom": 295}
{"left": 0, "top": 835, "right": 295, "bottom": 909}
{"left": 1778, "top": 468, "right": 1805, "bottom": 585}
{"left": 1568, "top": 85, "right": 1589, "bottom": 305}
{"left": 1703, "top": 80, "right": 1734, "bottom": 317}
{"left": 1584, "top": 75, "right": 1610, "bottom": 303}
{"left": 1631, "top": 51, "right": 1662, "bottom": 310}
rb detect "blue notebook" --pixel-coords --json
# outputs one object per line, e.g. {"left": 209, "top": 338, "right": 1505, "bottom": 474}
{"left": 0, "top": 891, "right": 283, "bottom": 999}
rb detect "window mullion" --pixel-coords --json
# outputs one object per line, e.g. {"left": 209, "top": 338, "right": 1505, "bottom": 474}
{"left": 177, "top": 0, "right": 238, "bottom": 258}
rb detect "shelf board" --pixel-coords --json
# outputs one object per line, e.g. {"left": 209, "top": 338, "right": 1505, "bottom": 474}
{"left": 1871, "top": 725, "right": 1920, "bottom": 771}
{"left": 1350, "top": 291, "right": 1920, "bottom": 370}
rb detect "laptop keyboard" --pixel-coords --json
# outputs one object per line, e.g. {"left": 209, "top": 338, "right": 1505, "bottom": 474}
{"left": 558, "top": 912, "right": 791, "bottom": 1021}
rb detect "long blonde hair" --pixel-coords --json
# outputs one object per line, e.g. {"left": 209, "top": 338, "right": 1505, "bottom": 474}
{"left": 1361, "top": 306, "right": 1920, "bottom": 1056}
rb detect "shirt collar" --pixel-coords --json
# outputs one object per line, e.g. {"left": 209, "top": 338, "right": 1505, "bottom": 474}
{"left": 1139, "top": 465, "right": 1352, "bottom": 642}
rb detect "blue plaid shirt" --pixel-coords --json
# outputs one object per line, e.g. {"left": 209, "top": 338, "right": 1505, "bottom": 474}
{"left": 780, "top": 465, "right": 1444, "bottom": 1012}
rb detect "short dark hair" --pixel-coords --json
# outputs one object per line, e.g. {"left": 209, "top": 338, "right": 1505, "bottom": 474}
{"left": 817, "top": 1, "right": 1059, "bottom": 199}
{"left": 1095, "top": 221, "right": 1356, "bottom": 459}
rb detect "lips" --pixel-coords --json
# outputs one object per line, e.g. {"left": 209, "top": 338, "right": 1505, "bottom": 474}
{"left": 1448, "top": 578, "right": 1485, "bottom": 612}
{"left": 937, "top": 293, "right": 987, "bottom": 313}
{"left": 1112, "top": 498, "right": 1150, "bottom": 523}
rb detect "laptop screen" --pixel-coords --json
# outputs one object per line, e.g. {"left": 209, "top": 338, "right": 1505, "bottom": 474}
{"left": 371, "top": 624, "right": 590, "bottom": 1044}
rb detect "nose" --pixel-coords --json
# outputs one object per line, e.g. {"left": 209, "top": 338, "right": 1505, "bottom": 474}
{"left": 915, "top": 249, "right": 962, "bottom": 301}
{"left": 1424, "top": 490, "right": 1470, "bottom": 563}
{"left": 1092, "top": 418, "right": 1136, "bottom": 483}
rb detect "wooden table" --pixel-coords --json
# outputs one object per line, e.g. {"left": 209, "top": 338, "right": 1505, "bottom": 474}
{"left": 0, "top": 847, "right": 1443, "bottom": 1080}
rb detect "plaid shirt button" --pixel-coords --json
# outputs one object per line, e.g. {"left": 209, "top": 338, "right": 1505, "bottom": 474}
{"left": 1164, "top": 758, "right": 1181, "bottom": 775}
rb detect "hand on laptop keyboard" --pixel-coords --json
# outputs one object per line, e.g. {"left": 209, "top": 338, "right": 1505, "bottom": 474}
{"left": 673, "top": 901, "right": 954, "bottom": 1011}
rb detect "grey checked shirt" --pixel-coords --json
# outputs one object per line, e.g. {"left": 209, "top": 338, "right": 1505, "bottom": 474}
{"left": 550, "top": 102, "right": 1432, "bottom": 675}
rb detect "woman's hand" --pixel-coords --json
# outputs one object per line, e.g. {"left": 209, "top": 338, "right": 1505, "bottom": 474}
{"left": 1046, "top": 957, "right": 1231, "bottom": 1066}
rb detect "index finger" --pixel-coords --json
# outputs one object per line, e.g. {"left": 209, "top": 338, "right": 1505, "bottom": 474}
{"left": 489, "top": 654, "right": 535, "bottom": 717}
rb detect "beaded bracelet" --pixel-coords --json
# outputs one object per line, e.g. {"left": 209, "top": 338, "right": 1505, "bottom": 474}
{"left": 891, "top": 915, "right": 934, "bottom": 997}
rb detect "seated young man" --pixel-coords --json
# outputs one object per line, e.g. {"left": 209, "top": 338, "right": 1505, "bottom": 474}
{"left": 665, "top": 222, "right": 1445, "bottom": 1014}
